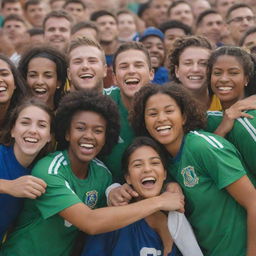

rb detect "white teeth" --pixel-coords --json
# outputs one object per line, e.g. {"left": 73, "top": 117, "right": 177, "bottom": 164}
{"left": 156, "top": 125, "right": 171, "bottom": 131}
{"left": 218, "top": 87, "right": 232, "bottom": 91}
{"left": 34, "top": 88, "right": 47, "bottom": 93}
{"left": 142, "top": 177, "right": 156, "bottom": 183}
{"left": 80, "top": 143, "right": 94, "bottom": 148}
{"left": 188, "top": 76, "right": 202, "bottom": 80}
{"left": 125, "top": 78, "right": 139, "bottom": 84}
{"left": 0, "top": 87, "right": 7, "bottom": 92}
{"left": 80, "top": 74, "right": 93, "bottom": 79}
{"left": 24, "top": 137, "right": 38, "bottom": 143}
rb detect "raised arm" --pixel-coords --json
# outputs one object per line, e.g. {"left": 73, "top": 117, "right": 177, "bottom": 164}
{"left": 59, "top": 191, "right": 184, "bottom": 235}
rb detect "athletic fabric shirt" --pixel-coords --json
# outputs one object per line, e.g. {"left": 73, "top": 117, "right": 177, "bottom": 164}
{"left": 81, "top": 219, "right": 180, "bottom": 256}
{"left": 207, "top": 110, "right": 256, "bottom": 177}
{"left": 0, "top": 150, "right": 112, "bottom": 256}
{"left": 167, "top": 130, "right": 255, "bottom": 256}
{"left": 103, "top": 86, "right": 135, "bottom": 183}
{"left": 0, "top": 145, "right": 30, "bottom": 242}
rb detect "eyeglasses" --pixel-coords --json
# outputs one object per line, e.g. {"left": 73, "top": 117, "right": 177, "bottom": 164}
{"left": 228, "top": 16, "right": 256, "bottom": 24}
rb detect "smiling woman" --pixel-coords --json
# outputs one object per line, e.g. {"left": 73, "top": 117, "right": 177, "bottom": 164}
{"left": 1, "top": 91, "right": 184, "bottom": 256}
{"left": 18, "top": 46, "right": 67, "bottom": 110}
{"left": 0, "top": 97, "right": 54, "bottom": 243}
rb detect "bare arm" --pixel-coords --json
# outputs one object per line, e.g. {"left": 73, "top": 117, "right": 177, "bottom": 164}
{"left": 215, "top": 96, "right": 256, "bottom": 137}
{"left": 59, "top": 191, "right": 184, "bottom": 235}
{"left": 226, "top": 175, "right": 256, "bottom": 256}
{"left": 0, "top": 176, "right": 47, "bottom": 199}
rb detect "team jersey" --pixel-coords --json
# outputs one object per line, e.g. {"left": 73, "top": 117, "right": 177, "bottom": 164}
{"left": 103, "top": 86, "right": 135, "bottom": 183}
{"left": 81, "top": 219, "right": 180, "bottom": 256}
{"left": 167, "top": 130, "right": 256, "bottom": 256}
{"left": 0, "top": 145, "right": 30, "bottom": 243}
{"left": 207, "top": 110, "right": 256, "bottom": 177}
{"left": 0, "top": 150, "right": 112, "bottom": 256}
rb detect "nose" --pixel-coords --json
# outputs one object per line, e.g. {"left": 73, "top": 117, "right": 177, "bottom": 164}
{"left": 127, "top": 64, "right": 136, "bottom": 73}
{"left": 28, "top": 123, "right": 38, "bottom": 134}
{"left": 143, "top": 162, "right": 152, "bottom": 173}
{"left": 157, "top": 111, "right": 167, "bottom": 122}
{"left": 36, "top": 75, "right": 44, "bottom": 85}
{"left": 219, "top": 73, "right": 229, "bottom": 83}
{"left": 191, "top": 63, "right": 200, "bottom": 72}
{"left": 83, "top": 129, "right": 94, "bottom": 140}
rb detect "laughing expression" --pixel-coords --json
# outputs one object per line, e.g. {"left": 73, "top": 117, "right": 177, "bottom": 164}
{"left": 175, "top": 46, "right": 210, "bottom": 91}
{"left": 0, "top": 59, "right": 15, "bottom": 105}
{"left": 11, "top": 106, "right": 51, "bottom": 162}
{"left": 27, "top": 57, "right": 59, "bottom": 108}
{"left": 145, "top": 93, "right": 185, "bottom": 157}
{"left": 66, "top": 110, "right": 106, "bottom": 170}
{"left": 211, "top": 55, "right": 248, "bottom": 108}
{"left": 125, "top": 145, "right": 166, "bottom": 199}
{"left": 114, "top": 49, "right": 154, "bottom": 100}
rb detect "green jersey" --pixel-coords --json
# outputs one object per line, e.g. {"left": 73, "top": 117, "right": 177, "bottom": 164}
{"left": 103, "top": 87, "right": 135, "bottom": 183}
{"left": 168, "top": 130, "right": 255, "bottom": 256}
{"left": 1, "top": 151, "right": 112, "bottom": 256}
{"left": 207, "top": 110, "right": 256, "bottom": 177}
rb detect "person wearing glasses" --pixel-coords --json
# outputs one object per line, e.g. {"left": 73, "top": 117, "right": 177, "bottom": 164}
{"left": 226, "top": 3, "right": 256, "bottom": 46}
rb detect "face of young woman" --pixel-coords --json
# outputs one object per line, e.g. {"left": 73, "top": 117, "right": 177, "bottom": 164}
{"left": 0, "top": 59, "right": 15, "bottom": 105}
{"left": 175, "top": 46, "right": 210, "bottom": 91}
{"left": 125, "top": 145, "right": 166, "bottom": 199}
{"left": 211, "top": 55, "right": 248, "bottom": 107}
{"left": 66, "top": 110, "right": 106, "bottom": 166}
{"left": 27, "top": 57, "right": 59, "bottom": 107}
{"left": 11, "top": 105, "right": 51, "bottom": 161}
{"left": 144, "top": 93, "right": 185, "bottom": 157}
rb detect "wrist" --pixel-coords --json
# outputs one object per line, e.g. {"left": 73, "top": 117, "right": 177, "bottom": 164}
{"left": 0, "top": 179, "right": 10, "bottom": 194}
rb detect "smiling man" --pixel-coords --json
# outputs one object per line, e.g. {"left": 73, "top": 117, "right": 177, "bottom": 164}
{"left": 43, "top": 10, "right": 73, "bottom": 53}
{"left": 67, "top": 36, "right": 107, "bottom": 94}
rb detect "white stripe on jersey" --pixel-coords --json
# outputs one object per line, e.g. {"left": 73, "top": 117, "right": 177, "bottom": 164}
{"left": 53, "top": 156, "right": 65, "bottom": 174}
{"left": 237, "top": 117, "right": 256, "bottom": 142}
{"left": 48, "top": 153, "right": 63, "bottom": 174}
{"left": 207, "top": 111, "right": 223, "bottom": 116}
{"left": 65, "top": 180, "right": 75, "bottom": 194}
{"left": 93, "top": 158, "right": 112, "bottom": 175}
{"left": 103, "top": 86, "right": 118, "bottom": 95}
{"left": 192, "top": 131, "right": 224, "bottom": 149}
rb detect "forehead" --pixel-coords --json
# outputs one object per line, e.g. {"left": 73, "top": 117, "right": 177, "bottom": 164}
{"left": 213, "top": 55, "right": 244, "bottom": 69}
{"left": 4, "top": 20, "right": 25, "bottom": 26}
{"left": 27, "top": 3, "right": 43, "bottom": 9}
{"left": 217, "top": 0, "right": 234, "bottom": 6}
{"left": 151, "top": 0, "right": 170, "bottom": 7}
{"left": 45, "top": 17, "right": 71, "bottom": 28}
{"left": 142, "top": 36, "right": 163, "bottom": 44}
{"left": 172, "top": 3, "right": 191, "bottom": 12}
{"left": 69, "top": 45, "right": 104, "bottom": 60}
{"left": 18, "top": 106, "right": 50, "bottom": 120}
{"left": 115, "top": 49, "right": 149, "bottom": 64}
{"left": 66, "top": 2, "right": 84, "bottom": 8}
{"left": 202, "top": 13, "right": 223, "bottom": 23}
{"left": 165, "top": 28, "right": 186, "bottom": 36}
{"left": 0, "top": 59, "right": 11, "bottom": 69}
{"left": 71, "top": 110, "right": 106, "bottom": 124}
{"left": 129, "top": 145, "right": 160, "bottom": 161}
{"left": 96, "top": 15, "right": 116, "bottom": 24}
{"left": 28, "top": 57, "right": 56, "bottom": 69}
{"left": 4, "top": 2, "right": 21, "bottom": 8}
{"left": 117, "top": 13, "right": 134, "bottom": 21}
{"left": 180, "top": 46, "right": 210, "bottom": 59}
{"left": 230, "top": 7, "right": 253, "bottom": 18}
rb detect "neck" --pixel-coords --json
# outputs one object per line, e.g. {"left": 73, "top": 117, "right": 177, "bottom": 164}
{"left": 120, "top": 92, "right": 132, "bottom": 110}
{"left": 165, "top": 133, "right": 184, "bottom": 158}
{"left": 101, "top": 40, "right": 119, "bottom": 55}
{"left": 221, "top": 93, "right": 245, "bottom": 110}
{"left": 13, "top": 144, "right": 35, "bottom": 168}
{"left": 68, "top": 149, "right": 89, "bottom": 179}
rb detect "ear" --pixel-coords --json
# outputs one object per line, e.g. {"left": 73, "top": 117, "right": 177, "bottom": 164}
{"left": 149, "top": 68, "right": 154, "bottom": 81}
{"left": 125, "top": 174, "right": 132, "bottom": 185}
{"left": 11, "top": 127, "right": 15, "bottom": 138}
{"left": 182, "top": 114, "right": 187, "bottom": 126}
{"left": 56, "top": 80, "right": 61, "bottom": 90}
{"left": 67, "top": 67, "right": 71, "bottom": 81}
{"left": 103, "top": 64, "right": 107, "bottom": 78}
{"left": 175, "top": 65, "right": 179, "bottom": 79}
{"left": 65, "top": 130, "right": 70, "bottom": 142}
{"left": 113, "top": 71, "right": 118, "bottom": 86}
{"left": 164, "top": 170, "right": 167, "bottom": 180}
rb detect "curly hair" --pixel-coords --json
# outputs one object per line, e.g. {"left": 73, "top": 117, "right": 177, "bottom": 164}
{"left": 18, "top": 45, "right": 67, "bottom": 109}
{"left": 207, "top": 46, "right": 256, "bottom": 97}
{"left": 55, "top": 90, "right": 120, "bottom": 156}
{"left": 130, "top": 83, "right": 206, "bottom": 137}
{"left": 169, "top": 36, "right": 212, "bottom": 83}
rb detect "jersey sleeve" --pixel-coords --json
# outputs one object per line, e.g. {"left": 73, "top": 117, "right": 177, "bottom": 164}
{"left": 32, "top": 158, "right": 82, "bottom": 219}
{"left": 205, "top": 111, "right": 223, "bottom": 133}
{"left": 191, "top": 131, "right": 247, "bottom": 190}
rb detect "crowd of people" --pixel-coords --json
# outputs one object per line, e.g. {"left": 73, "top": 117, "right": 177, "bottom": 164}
{"left": 1, "top": 0, "right": 256, "bottom": 255}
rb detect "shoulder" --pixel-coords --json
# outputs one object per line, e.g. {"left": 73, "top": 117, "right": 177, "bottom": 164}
{"left": 104, "top": 86, "right": 120, "bottom": 98}
{"left": 90, "top": 158, "right": 112, "bottom": 176}
{"left": 32, "top": 151, "right": 67, "bottom": 178}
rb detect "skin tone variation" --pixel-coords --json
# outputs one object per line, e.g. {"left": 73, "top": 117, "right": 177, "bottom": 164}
{"left": 68, "top": 45, "right": 107, "bottom": 93}
{"left": 27, "top": 57, "right": 59, "bottom": 109}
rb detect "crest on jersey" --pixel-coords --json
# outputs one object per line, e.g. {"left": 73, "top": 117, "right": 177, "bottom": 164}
{"left": 181, "top": 166, "right": 199, "bottom": 187}
{"left": 85, "top": 190, "right": 98, "bottom": 208}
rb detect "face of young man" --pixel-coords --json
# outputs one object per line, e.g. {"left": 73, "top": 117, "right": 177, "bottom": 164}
{"left": 44, "top": 17, "right": 71, "bottom": 52}
{"left": 25, "top": 3, "right": 47, "bottom": 27}
{"left": 95, "top": 15, "right": 118, "bottom": 44}
{"left": 2, "top": 2, "right": 23, "bottom": 17}
{"left": 114, "top": 49, "right": 154, "bottom": 105}
{"left": 228, "top": 7, "right": 255, "bottom": 44}
{"left": 68, "top": 45, "right": 107, "bottom": 93}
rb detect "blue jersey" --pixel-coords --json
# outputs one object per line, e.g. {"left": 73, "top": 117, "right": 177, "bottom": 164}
{"left": 153, "top": 67, "right": 170, "bottom": 85}
{"left": 81, "top": 219, "right": 180, "bottom": 256}
{"left": 0, "top": 145, "right": 30, "bottom": 242}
